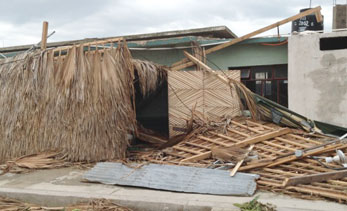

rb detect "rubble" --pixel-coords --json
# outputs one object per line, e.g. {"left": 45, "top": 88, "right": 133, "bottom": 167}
{"left": 135, "top": 116, "right": 347, "bottom": 202}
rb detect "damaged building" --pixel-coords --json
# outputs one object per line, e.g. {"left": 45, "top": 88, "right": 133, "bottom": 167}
{"left": 0, "top": 5, "right": 347, "bottom": 209}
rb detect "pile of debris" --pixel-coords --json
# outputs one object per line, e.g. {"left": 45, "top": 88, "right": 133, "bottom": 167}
{"left": 1, "top": 6, "right": 346, "bottom": 206}
{"left": 0, "top": 196, "right": 132, "bottom": 211}
{"left": 135, "top": 116, "right": 347, "bottom": 203}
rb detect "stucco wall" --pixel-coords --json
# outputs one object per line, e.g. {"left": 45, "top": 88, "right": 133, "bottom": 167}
{"left": 288, "top": 32, "right": 347, "bottom": 127}
{"left": 131, "top": 42, "right": 288, "bottom": 69}
{"left": 207, "top": 43, "right": 288, "bottom": 69}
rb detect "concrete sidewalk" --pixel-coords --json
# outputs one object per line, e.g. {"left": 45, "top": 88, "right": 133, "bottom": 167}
{"left": 0, "top": 167, "right": 345, "bottom": 211}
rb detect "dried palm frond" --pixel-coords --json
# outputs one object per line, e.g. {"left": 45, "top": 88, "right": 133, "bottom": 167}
{"left": 0, "top": 41, "right": 137, "bottom": 163}
{"left": 0, "top": 151, "right": 67, "bottom": 175}
{"left": 0, "top": 197, "right": 132, "bottom": 211}
{"left": 132, "top": 59, "right": 167, "bottom": 96}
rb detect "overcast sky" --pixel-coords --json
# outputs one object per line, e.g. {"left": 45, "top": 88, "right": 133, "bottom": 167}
{"left": 0, "top": 0, "right": 343, "bottom": 47}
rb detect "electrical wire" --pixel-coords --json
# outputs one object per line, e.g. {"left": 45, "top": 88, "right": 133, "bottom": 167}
{"left": 309, "top": 156, "right": 347, "bottom": 170}
{"left": 260, "top": 40, "right": 288, "bottom": 46}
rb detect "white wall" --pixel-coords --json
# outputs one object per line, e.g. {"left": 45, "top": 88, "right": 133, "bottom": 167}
{"left": 288, "top": 31, "right": 347, "bottom": 127}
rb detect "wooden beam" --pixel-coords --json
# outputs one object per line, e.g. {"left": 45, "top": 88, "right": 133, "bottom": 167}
{"left": 197, "top": 136, "right": 229, "bottom": 147}
{"left": 171, "top": 7, "right": 322, "bottom": 70}
{"left": 171, "top": 61, "right": 195, "bottom": 71}
{"left": 137, "top": 132, "right": 167, "bottom": 144}
{"left": 246, "top": 120, "right": 274, "bottom": 130}
{"left": 240, "top": 143, "right": 347, "bottom": 171}
{"left": 315, "top": 10, "right": 323, "bottom": 23}
{"left": 227, "top": 128, "right": 251, "bottom": 138}
{"left": 41, "top": 21, "right": 49, "bottom": 50}
{"left": 283, "top": 170, "right": 347, "bottom": 187}
{"left": 230, "top": 145, "right": 254, "bottom": 177}
{"left": 230, "top": 120, "right": 262, "bottom": 134}
{"left": 205, "top": 7, "right": 321, "bottom": 54}
{"left": 173, "top": 146, "right": 202, "bottom": 154}
{"left": 179, "top": 151, "right": 211, "bottom": 163}
{"left": 286, "top": 186, "right": 347, "bottom": 201}
{"left": 231, "top": 128, "right": 291, "bottom": 148}
{"left": 275, "top": 137, "right": 310, "bottom": 149}
{"left": 182, "top": 51, "right": 230, "bottom": 85}
{"left": 267, "top": 143, "right": 346, "bottom": 168}
{"left": 209, "top": 132, "right": 240, "bottom": 143}
{"left": 53, "top": 37, "right": 123, "bottom": 52}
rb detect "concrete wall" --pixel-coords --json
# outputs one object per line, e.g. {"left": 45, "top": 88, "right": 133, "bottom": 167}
{"left": 333, "top": 5, "right": 347, "bottom": 29}
{"left": 288, "top": 32, "right": 347, "bottom": 127}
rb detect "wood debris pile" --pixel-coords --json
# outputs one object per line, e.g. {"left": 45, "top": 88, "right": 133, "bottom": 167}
{"left": 0, "top": 196, "right": 132, "bottom": 211}
{"left": 137, "top": 117, "right": 347, "bottom": 203}
{"left": 0, "top": 151, "right": 71, "bottom": 175}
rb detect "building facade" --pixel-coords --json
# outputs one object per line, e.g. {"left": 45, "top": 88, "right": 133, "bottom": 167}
{"left": 288, "top": 31, "right": 347, "bottom": 128}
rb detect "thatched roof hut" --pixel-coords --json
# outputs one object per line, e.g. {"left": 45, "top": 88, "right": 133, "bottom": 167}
{"left": 0, "top": 40, "right": 166, "bottom": 163}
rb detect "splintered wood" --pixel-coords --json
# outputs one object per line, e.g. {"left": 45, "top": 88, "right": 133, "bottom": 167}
{"left": 140, "top": 117, "right": 347, "bottom": 203}
{"left": 168, "top": 70, "right": 241, "bottom": 137}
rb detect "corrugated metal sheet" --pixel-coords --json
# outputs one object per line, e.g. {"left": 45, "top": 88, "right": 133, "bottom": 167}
{"left": 83, "top": 162, "right": 259, "bottom": 196}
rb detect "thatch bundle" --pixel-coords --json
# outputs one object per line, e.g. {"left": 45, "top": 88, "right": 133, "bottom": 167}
{"left": 133, "top": 59, "right": 167, "bottom": 96}
{"left": 0, "top": 42, "right": 164, "bottom": 163}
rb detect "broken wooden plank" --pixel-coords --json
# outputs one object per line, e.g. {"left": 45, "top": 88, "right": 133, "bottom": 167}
{"left": 197, "top": 136, "right": 230, "bottom": 147}
{"left": 180, "top": 151, "right": 211, "bottom": 163}
{"left": 172, "top": 7, "right": 322, "bottom": 70}
{"left": 230, "top": 145, "right": 255, "bottom": 177}
{"left": 283, "top": 170, "right": 347, "bottom": 187}
{"left": 286, "top": 185, "right": 347, "bottom": 201}
{"left": 137, "top": 132, "right": 167, "bottom": 144}
{"left": 267, "top": 143, "right": 347, "bottom": 168}
{"left": 173, "top": 145, "right": 202, "bottom": 154}
{"left": 228, "top": 128, "right": 251, "bottom": 138}
{"left": 246, "top": 120, "right": 274, "bottom": 130}
{"left": 232, "top": 128, "right": 291, "bottom": 148}
{"left": 84, "top": 162, "right": 259, "bottom": 196}
{"left": 209, "top": 132, "right": 240, "bottom": 142}
{"left": 182, "top": 51, "right": 230, "bottom": 83}
{"left": 230, "top": 120, "right": 262, "bottom": 134}
{"left": 240, "top": 143, "right": 347, "bottom": 171}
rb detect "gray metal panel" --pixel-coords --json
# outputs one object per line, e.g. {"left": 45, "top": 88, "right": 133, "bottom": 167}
{"left": 83, "top": 162, "right": 259, "bottom": 196}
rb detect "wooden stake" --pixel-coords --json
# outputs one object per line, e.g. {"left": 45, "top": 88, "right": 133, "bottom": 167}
{"left": 41, "top": 21, "right": 49, "bottom": 50}
{"left": 230, "top": 144, "right": 254, "bottom": 177}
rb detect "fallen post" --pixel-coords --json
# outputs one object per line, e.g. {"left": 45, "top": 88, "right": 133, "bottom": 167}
{"left": 230, "top": 145, "right": 255, "bottom": 177}
{"left": 171, "top": 7, "right": 322, "bottom": 71}
{"left": 283, "top": 169, "right": 347, "bottom": 187}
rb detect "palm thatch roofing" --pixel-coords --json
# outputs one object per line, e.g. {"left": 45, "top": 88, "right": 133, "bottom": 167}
{"left": 0, "top": 40, "right": 166, "bottom": 163}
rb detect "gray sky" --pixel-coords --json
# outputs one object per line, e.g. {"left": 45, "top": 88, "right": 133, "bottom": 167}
{"left": 0, "top": 0, "right": 342, "bottom": 47}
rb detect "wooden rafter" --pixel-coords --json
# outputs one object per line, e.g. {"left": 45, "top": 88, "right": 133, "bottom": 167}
{"left": 171, "top": 7, "right": 322, "bottom": 71}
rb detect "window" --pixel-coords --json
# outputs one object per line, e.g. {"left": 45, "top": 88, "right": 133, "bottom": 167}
{"left": 229, "top": 65, "right": 288, "bottom": 107}
{"left": 320, "top": 36, "right": 347, "bottom": 51}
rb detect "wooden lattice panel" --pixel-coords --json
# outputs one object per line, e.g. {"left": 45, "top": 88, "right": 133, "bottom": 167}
{"left": 141, "top": 117, "right": 347, "bottom": 202}
{"left": 168, "top": 70, "right": 241, "bottom": 137}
